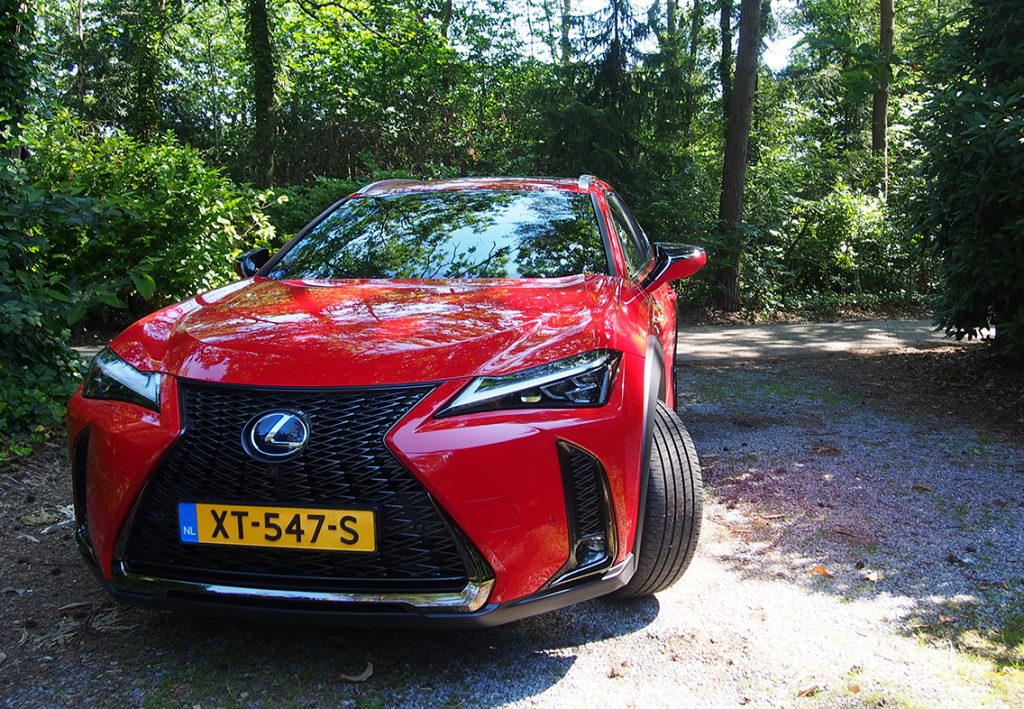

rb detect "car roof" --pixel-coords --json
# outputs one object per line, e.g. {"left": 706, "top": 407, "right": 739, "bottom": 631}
{"left": 353, "top": 175, "right": 609, "bottom": 196}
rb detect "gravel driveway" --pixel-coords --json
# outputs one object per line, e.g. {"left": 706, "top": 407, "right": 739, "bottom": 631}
{"left": 3, "top": 350, "right": 1023, "bottom": 707}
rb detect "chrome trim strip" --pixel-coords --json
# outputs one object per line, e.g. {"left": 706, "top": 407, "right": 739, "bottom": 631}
{"left": 577, "top": 174, "right": 595, "bottom": 190}
{"left": 356, "top": 178, "right": 422, "bottom": 194}
{"left": 111, "top": 564, "right": 494, "bottom": 613}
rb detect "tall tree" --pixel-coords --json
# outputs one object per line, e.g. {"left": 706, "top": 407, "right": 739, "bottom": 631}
{"left": 1, "top": 0, "right": 33, "bottom": 140}
{"left": 871, "top": 0, "right": 894, "bottom": 193}
{"left": 715, "top": 0, "right": 762, "bottom": 311}
{"left": 719, "top": 0, "right": 734, "bottom": 116}
{"left": 246, "top": 0, "right": 275, "bottom": 186}
{"left": 559, "top": 0, "right": 572, "bottom": 62}
{"left": 123, "top": 0, "right": 172, "bottom": 139}
{"left": 681, "top": 0, "right": 704, "bottom": 140}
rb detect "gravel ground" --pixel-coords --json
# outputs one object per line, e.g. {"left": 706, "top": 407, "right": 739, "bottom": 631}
{"left": 2, "top": 352, "right": 1023, "bottom": 707}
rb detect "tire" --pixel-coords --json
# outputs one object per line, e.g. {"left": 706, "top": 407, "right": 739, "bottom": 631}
{"left": 614, "top": 401, "right": 703, "bottom": 598}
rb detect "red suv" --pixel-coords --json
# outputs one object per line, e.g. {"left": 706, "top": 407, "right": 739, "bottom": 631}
{"left": 67, "top": 176, "right": 705, "bottom": 626}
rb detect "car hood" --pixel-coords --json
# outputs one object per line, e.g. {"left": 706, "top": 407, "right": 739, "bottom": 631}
{"left": 111, "top": 276, "right": 625, "bottom": 387}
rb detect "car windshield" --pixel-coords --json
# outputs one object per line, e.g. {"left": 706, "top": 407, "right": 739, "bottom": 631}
{"left": 263, "top": 189, "right": 607, "bottom": 280}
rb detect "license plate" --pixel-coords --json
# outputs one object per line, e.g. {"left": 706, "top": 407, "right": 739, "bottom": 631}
{"left": 177, "top": 502, "right": 376, "bottom": 552}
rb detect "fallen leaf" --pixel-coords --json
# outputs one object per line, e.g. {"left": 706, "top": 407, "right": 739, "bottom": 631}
{"left": 848, "top": 683, "right": 861, "bottom": 693}
{"left": 20, "top": 509, "right": 61, "bottom": 526}
{"left": 938, "top": 614, "right": 956, "bottom": 624}
{"left": 796, "top": 683, "right": 821, "bottom": 697}
{"left": 946, "top": 552, "right": 974, "bottom": 566}
{"left": 340, "top": 662, "right": 373, "bottom": 683}
{"left": 809, "top": 565, "right": 834, "bottom": 578}
{"left": 912, "top": 484, "right": 934, "bottom": 493}
{"left": 860, "top": 569, "right": 883, "bottom": 584}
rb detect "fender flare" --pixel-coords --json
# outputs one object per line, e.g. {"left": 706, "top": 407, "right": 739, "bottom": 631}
{"left": 631, "top": 336, "right": 666, "bottom": 561}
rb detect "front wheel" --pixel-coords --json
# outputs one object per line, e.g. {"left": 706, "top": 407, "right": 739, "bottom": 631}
{"left": 614, "top": 401, "right": 703, "bottom": 598}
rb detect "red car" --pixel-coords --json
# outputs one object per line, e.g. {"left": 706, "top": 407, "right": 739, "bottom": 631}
{"left": 67, "top": 176, "right": 706, "bottom": 626}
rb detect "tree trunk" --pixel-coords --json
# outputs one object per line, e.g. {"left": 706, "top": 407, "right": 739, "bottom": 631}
{"left": 560, "top": 0, "right": 571, "bottom": 63}
{"left": 719, "top": 0, "right": 734, "bottom": 119}
{"left": 124, "top": 0, "right": 166, "bottom": 140}
{"left": 441, "top": 0, "right": 453, "bottom": 38}
{"left": 682, "top": 0, "right": 703, "bottom": 141}
{"left": 872, "top": 0, "right": 894, "bottom": 194}
{"left": 714, "top": 0, "right": 762, "bottom": 311}
{"left": 2, "top": 0, "right": 32, "bottom": 156}
{"left": 76, "top": 0, "right": 85, "bottom": 109}
{"left": 246, "top": 0, "right": 275, "bottom": 187}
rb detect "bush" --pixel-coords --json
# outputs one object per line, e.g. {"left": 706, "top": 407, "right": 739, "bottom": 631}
{"left": 736, "top": 181, "right": 929, "bottom": 312}
{"left": 266, "top": 177, "right": 360, "bottom": 238}
{"left": 0, "top": 149, "right": 84, "bottom": 455}
{"left": 23, "top": 112, "right": 279, "bottom": 309}
{"left": 915, "top": 0, "right": 1024, "bottom": 355}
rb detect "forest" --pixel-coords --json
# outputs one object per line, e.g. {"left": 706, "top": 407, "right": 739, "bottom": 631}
{"left": 1, "top": 0, "right": 1022, "bottom": 448}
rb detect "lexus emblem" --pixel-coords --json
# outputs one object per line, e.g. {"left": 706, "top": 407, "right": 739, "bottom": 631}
{"left": 242, "top": 410, "right": 310, "bottom": 462}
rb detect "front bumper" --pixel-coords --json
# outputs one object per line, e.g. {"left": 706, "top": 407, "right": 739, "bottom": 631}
{"left": 68, "top": 354, "right": 649, "bottom": 622}
{"left": 81, "top": 531, "right": 636, "bottom": 627}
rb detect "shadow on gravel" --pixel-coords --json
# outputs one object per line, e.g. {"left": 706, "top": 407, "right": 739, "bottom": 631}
{"left": 678, "top": 356, "right": 1024, "bottom": 671}
{"left": 71, "top": 595, "right": 661, "bottom": 705}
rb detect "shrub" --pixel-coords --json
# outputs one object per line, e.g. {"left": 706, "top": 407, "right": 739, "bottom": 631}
{"left": 23, "top": 112, "right": 279, "bottom": 309}
{"left": 0, "top": 149, "right": 84, "bottom": 455}
{"left": 736, "top": 181, "right": 928, "bottom": 312}
{"left": 266, "top": 177, "right": 360, "bottom": 238}
{"left": 914, "top": 0, "right": 1024, "bottom": 355}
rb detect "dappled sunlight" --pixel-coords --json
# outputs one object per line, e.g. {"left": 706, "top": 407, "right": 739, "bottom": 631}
{"left": 681, "top": 359, "right": 1024, "bottom": 703}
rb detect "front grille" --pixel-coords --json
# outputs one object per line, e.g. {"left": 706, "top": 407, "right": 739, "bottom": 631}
{"left": 122, "top": 380, "right": 472, "bottom": 593}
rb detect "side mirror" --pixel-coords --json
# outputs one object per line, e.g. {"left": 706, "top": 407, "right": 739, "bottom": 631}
{"left": 639, "top": 243, "right": 706, "bottom": 293}
{"left": 233, "top": 248, "right": 271, "bottom": 278}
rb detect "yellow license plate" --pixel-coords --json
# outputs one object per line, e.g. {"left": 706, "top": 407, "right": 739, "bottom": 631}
{"left": 177, "top": 502, "right": 376, "bottom": 552}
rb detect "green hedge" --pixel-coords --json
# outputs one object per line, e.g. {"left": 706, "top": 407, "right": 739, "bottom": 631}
{"left": 24, "top": 112, "right": 279, "bottom": 310}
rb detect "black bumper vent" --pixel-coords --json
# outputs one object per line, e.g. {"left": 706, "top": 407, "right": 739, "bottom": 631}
{"left": 122, "top": 380, "right": 472, "bottom": 593}
{"left": 553, "top": 442, "right": 614, "bottom": 585}
{"left": 560, "top": 443, "right": 609, "bottom": 539}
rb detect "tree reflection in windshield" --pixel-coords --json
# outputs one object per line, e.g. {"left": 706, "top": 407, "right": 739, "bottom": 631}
{"left": 264, "top": 189, "right": 608, "bottom": 280}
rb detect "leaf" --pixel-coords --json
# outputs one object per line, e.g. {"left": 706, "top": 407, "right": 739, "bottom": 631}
{"left": 339, "top": 662, "right": 373, "bottom": 683}
{"left": 21, "top": 508, "right": 61, "bottom": 526}
{"left": 809, "top": 564, "right": 834, "bottom": 578}
{"left": 796, "top": 683, "right": 821, "bottom": 697}
{"left": 912, "top": 484, "right": 934, "bottom": 493}
{"left": 859, "top": 569, "right": 882, "bottom": 584}
{"left": 66, "top": 300, "right": 87, "bottom": 326}
{"left": 129, "top": 271, "right": 157, "bottom": 299}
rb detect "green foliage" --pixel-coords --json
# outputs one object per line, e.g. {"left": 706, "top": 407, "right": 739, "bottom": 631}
{"left": 743, "top": 182, "right": 927, "bottom": 311}
{"left": 265, "top": 177, "right": 362, "bottom": 238}
{"left": 914, "top": 0, "right": 1024, "bottom": 355}
{"left": 23, "top": 112, "right": 279, "bottom": 308}
{"left": 0, "top": 149, "right": 85, "bottom": 453}
{"left": 3, "top": 0, "right": 1009, "bottom": 448}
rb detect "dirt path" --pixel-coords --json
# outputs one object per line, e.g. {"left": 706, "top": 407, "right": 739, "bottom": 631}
{"left": 2, "top": 350, "right": 1022, "bottom": 707}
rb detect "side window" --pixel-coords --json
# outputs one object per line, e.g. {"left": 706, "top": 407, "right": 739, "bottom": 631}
{"left": 607, "top": 193, "right": 653, "bottom": 280}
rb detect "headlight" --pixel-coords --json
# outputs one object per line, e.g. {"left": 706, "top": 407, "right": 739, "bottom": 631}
{"left": 82, "top": 347, "right": 161, "bottom": 412}
{"left": 438, "top": 349, "right": 621, "bottom": 417}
